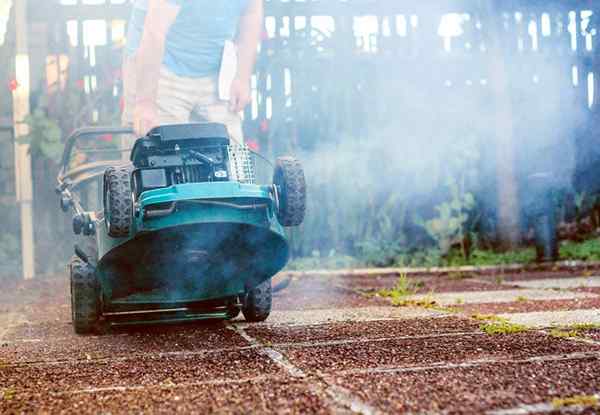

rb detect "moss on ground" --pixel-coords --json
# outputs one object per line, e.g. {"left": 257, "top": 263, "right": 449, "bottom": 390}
{"left": 479, "top": 320, "right": 529, "bottom": 335}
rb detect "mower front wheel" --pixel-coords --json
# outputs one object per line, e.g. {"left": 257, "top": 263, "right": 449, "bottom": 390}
{"left": 273, "top": 157, "right": 306, "bottom": 227}
{"left": 104, "top": 166, "right": 133, "bottom": 238}
{"left": 70, "top": 257, "right": 100, "bottom": 334}
{"left": 242, "top": 280, "right": 272, "bottom": 322}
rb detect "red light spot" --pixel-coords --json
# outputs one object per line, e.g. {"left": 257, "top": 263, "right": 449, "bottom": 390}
{"left": 259, "top": 120, "right": 269, "bottom": 133}
{"left": 75, "top": 79, "right": 85, "bottom": 90}
{"left": 99, "top": 134, "right": 113, "bottom": 142}
{"left": 8, "top": 79, "right": 19, "bottom": 92}
{"left": 246, "top": 138, "right": 260, "bottom": 152}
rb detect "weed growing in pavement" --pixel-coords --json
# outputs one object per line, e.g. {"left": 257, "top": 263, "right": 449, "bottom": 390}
{"left": 479, "top": 320, "right": 529, "bottom": 335}
{"left": 515, "top": 296, "right": 529, "bottom": 302}
{"left": 377, "top": 274, "right": 419, "bottom": 301}
{"left": 0, "top": 388, "right": 16, "bottom": 401}
{"left": 455, "top": 298, "right": 465, "bottom": 305}
{"left": 549, "top": 323, "right": 600, "bottom": 339}
{"left": 570, "top": 323, "right": 600, "bottom": 331}
{"left": 552, "top": 395, "right": 599, "bottom": 409}
{"left": 494, "top": 276, "right": 505, "bottom": 285}
{"left": 549, "top": 328, "right": 580, "bottom": 339}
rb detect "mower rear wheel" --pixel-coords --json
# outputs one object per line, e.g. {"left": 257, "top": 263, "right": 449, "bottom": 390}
{"left": 104, "top": 166, "right": 133, "bottom": 238}
{"left": 242, "top": 280, "right": 272, "bottom": 322}
{"left": 273, "top": 157, "right": 306, "bottom": 227}
{"left": 70, "top": 257, "right": 100, "bottom": 334}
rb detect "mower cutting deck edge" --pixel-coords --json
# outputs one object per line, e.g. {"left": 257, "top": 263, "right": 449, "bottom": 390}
{"left": 57, "top": 123, "right": 306, "bottom": 334}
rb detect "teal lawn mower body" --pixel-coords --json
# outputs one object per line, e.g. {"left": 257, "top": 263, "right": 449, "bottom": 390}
{"left": 57, "top": 123, "right": 306, "bottom": 333}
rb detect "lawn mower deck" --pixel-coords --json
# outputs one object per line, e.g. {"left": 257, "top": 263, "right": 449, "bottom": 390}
{"left": 58, "top": 123, "right": 306, "bottom": 333}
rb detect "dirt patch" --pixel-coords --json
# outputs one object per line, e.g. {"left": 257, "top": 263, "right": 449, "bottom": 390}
{"left": 0, "top": 321, "right": 247, "bottom": 363}
{"left": 282, "top": 332, "right": 600, "bottom": 373}
{"left": 331, "top": 358, "right": 600, "bottom": 413}
{"left": 582, "top": 329, "right": 600, "bottom": 342}
{"left": 0, "top": 277, "right": 68, "bottom": 311}
{"left": 246, "top": 317, "right": 480, "bottom": 344}
{"left": 0, "top": 349, "right": 283, "bottom": 394}
{"left": 0, "top": 378, "right": 329, "bottom": 415}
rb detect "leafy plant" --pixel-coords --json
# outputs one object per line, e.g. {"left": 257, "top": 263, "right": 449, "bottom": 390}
{"left": 21, "top": 109, "right": 63, "bottom": 162}
{"left": 560, "top": 239, "right": 600, "bottom": 261}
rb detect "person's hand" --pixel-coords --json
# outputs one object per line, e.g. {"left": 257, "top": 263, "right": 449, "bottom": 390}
{"left": 133, "top": 100, "right": 157, "bottom": 136}
{"left": 229, "top": 77, "right": 251, "bottom": 113}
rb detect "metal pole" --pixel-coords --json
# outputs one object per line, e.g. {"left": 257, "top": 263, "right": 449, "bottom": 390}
{"left": 12, "top": 0, "right": 35, "bottom": 280}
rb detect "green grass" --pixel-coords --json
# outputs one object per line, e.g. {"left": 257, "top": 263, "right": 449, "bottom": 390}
{"left": 287, "top": 238, "right": 600, "bottom": 271}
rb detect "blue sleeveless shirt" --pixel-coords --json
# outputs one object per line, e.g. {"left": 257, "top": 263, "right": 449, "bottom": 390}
{"left": 126, "top": 0, "right": 250, "bottom": 78}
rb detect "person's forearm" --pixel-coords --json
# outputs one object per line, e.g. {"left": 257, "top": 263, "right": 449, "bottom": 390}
{"left": 235, "top": 0, "right": 263, "bottom": 82}
{"left": 135, "top": 0, "right": 180, "bottom": 104}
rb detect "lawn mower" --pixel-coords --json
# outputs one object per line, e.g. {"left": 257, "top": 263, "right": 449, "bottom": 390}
{"left": 57, "top": 123, "right": 306, "bottom": 334}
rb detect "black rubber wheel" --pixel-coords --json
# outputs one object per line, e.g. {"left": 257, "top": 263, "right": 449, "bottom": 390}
{"left": 273, "top": 157, "right": 306, "bottom": 227}
{"left": 242, "top": 280, "right": 272, "bottom": 322}
{"left": 70, "top": 257, "right": 100, "bottom": 335}
{"left": 104, "top": 166, "right": 133, "bottom": 238}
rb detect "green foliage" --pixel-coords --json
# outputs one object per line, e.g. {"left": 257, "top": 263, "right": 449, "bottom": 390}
{"left": 21, "top": 109, "right": 63, "bottom": 162}
{"left": 445, "top": 247, "right": 536, "bottom": 266}
{"left": 422, "top": 186, "right": 476, "bottom": 254}
{"left": 418, "top": 141, "right": 480, "bottom": 258}
{"left": 559, "top": 239, "right": 600, "bottom": 261}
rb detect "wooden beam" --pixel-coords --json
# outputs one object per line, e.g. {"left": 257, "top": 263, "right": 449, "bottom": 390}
{"left": 12, "top": 0, "right": 35, "bottom": 280}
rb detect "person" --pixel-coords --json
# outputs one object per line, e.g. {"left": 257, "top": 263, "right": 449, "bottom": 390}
{"left": 122, "top": 0, "right": 263, "bottom": 142}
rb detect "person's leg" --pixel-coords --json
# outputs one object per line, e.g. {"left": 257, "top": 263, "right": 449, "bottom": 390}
{"left": 192, "top": 77, "right": 244, "bottom": 145}
{"left": 156, "top": 67, "right": 196, "bottom": 125}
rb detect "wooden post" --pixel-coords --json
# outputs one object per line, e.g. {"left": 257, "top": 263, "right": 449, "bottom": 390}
{"left": 12, "top": 0, "right": 35, "bottom": 280}
{"left": 485, "top": 1, "right": 521, "bottom": 249}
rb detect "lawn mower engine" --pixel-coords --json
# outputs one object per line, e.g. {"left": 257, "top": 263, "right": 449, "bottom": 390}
{"left": 131, "top": 123, "right": 249, "bottom": 196}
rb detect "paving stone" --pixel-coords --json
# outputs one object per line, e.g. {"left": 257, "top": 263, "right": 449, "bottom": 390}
{"left": 409, "top": 289, "right": 596, "bottom": 306}
{"left": 500, "top": 309, "right": 600, "bottom": 328}
{"left": 511, "top": 276, "right": 600, "bottom": 290}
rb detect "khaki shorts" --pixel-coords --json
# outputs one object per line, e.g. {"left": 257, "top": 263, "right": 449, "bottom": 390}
{"left": 122, "top": 56, "right": 244, "bottom": 144}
